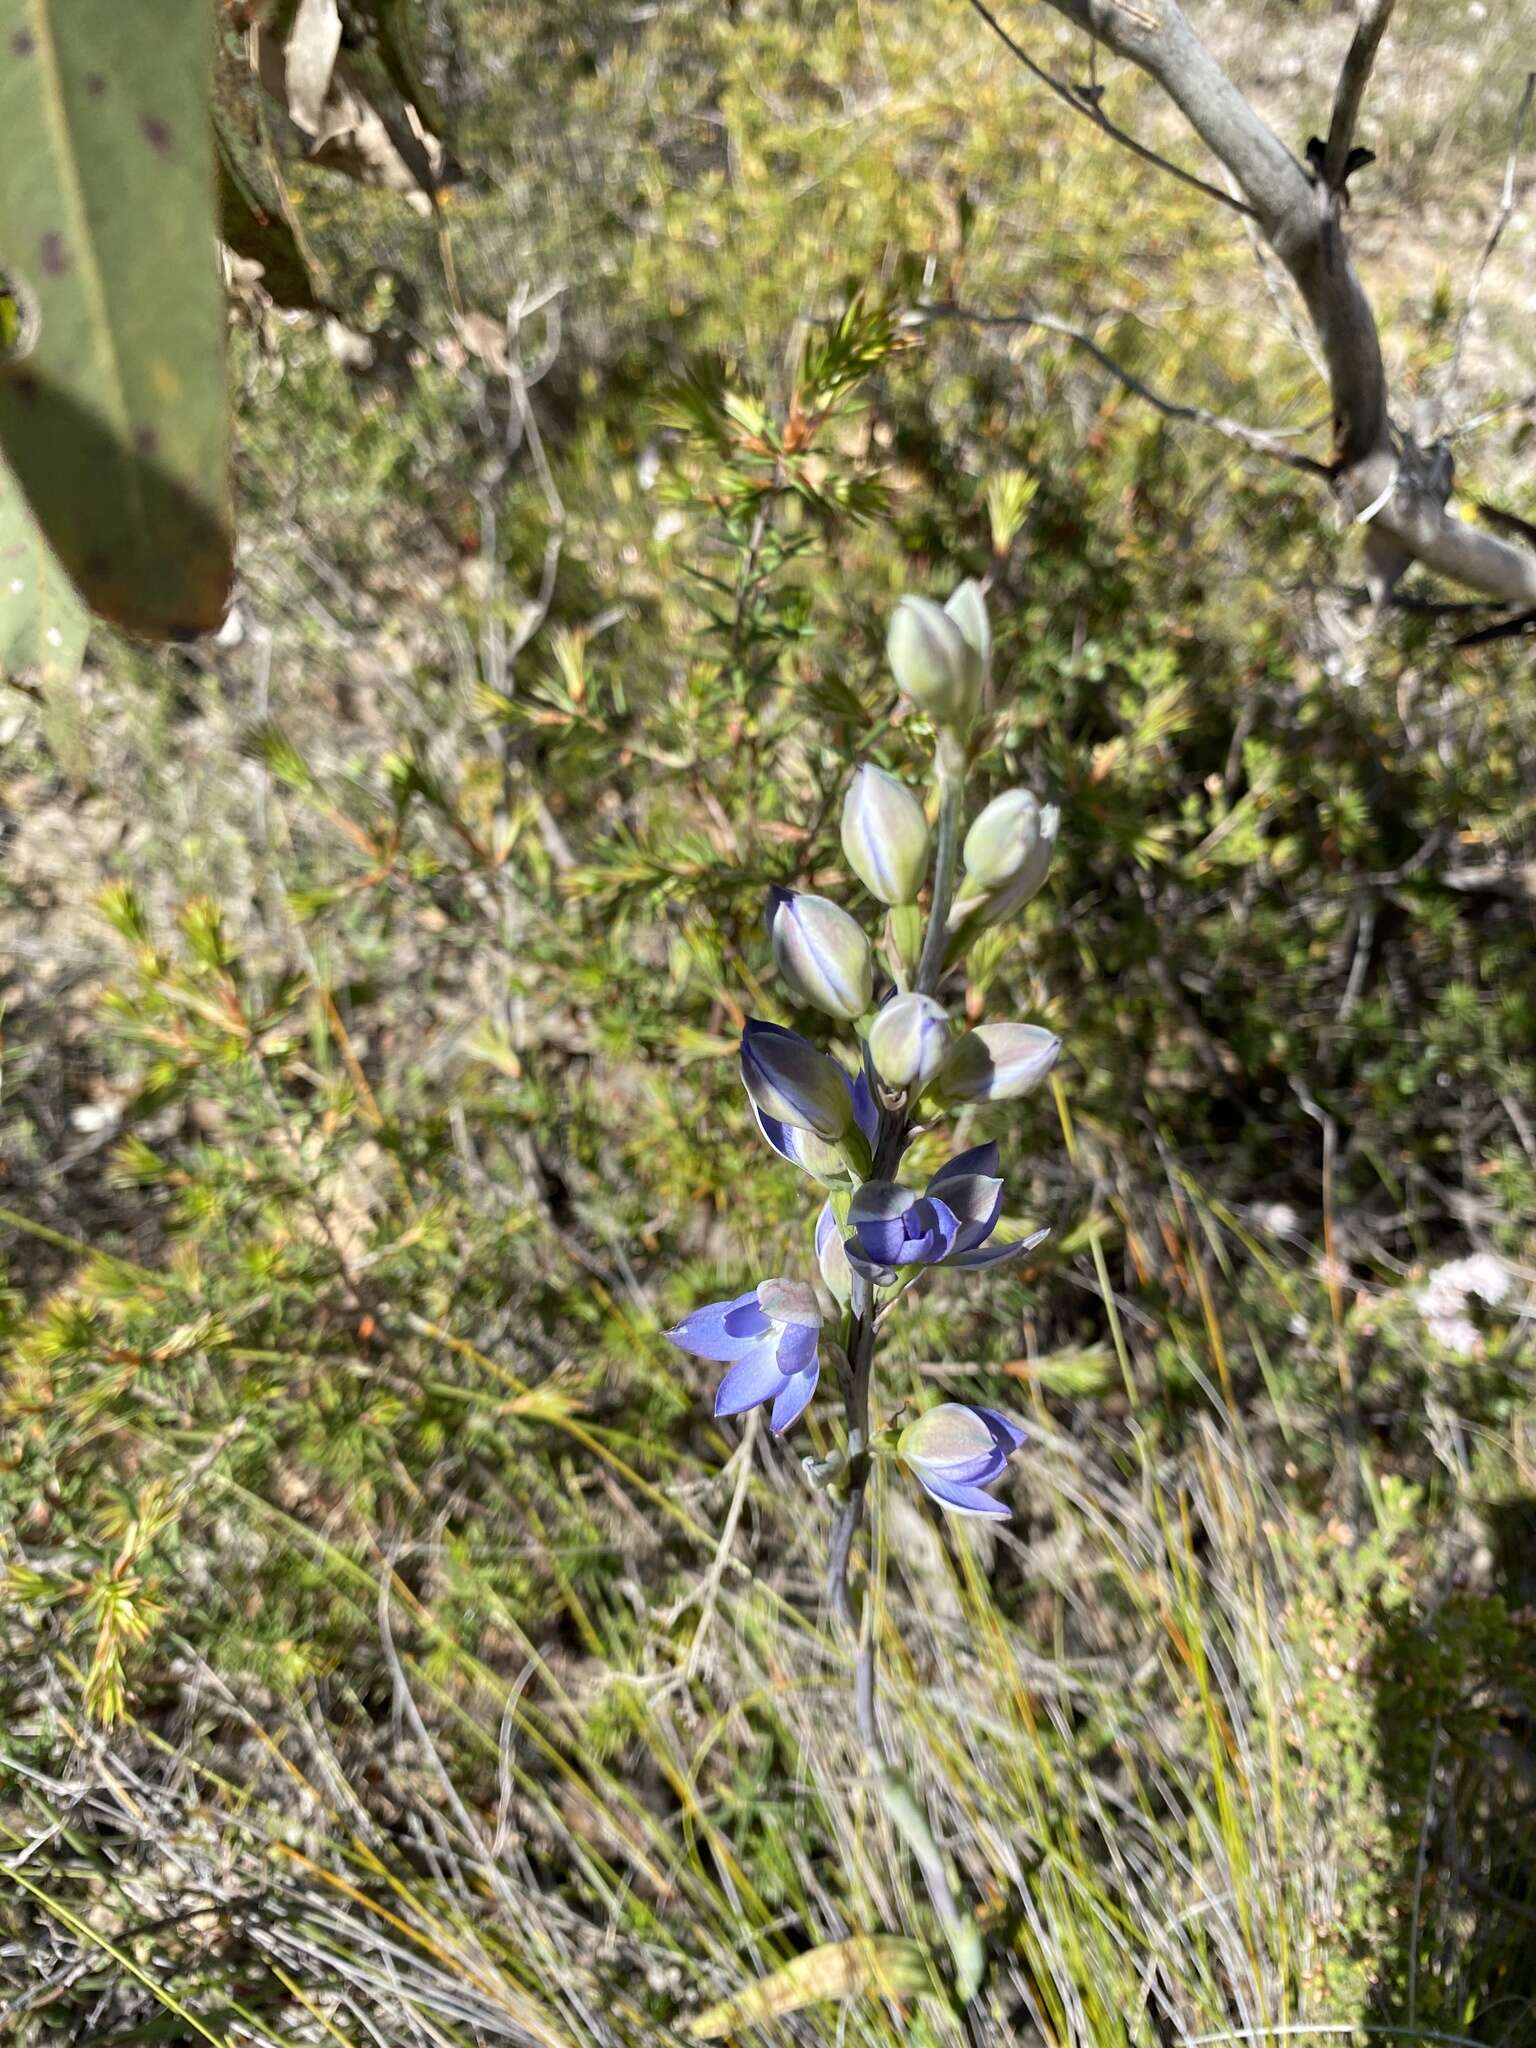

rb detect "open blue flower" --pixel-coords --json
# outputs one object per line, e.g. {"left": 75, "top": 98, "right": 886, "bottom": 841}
{"left": 747, "top": 1020, "right": 879, "bottom": 1182}
{"left": 668, "top": 1277, "right": 823, "bottom": 1434}
{"left": 898, "top": 1403, "right": 1026, "bottom": 1518}
{"left": 845, "top": 1143, "right": 1047, "bottom": 1278}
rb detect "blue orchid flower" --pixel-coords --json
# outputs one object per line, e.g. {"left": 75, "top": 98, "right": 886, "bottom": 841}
{"left": 668, "top": 1277, "right": 823, "bottom": 1434}
{"left": 898, "top": 1403, "right": 1027, "bottom": 1518}
{"left": 844, "top": 1142, "right": 1047, "bottom": 1279}
{"left": 746, "top": 1020, "right": 879, "bottom": 1182}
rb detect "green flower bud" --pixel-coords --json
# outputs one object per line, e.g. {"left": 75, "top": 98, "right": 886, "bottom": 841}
{"left": 886, "top": 594, "right": 981, "bottom": 730}
{"left": 929, "top": 1022, "right": 1061, "bottom": 1106}
{"left": 964, "top": 789, "right": 1043, "bottom": 888}
{"left": 768, "top": 889, "right": 874, "bottom": 1022}
{"left": 944, "top": 578, "right": 991, "bottom": 674}
{"left": 868, "top": 992, "right": 951, "bottom": 1093}
{"left": 841, "top": 765, "right": 931, "bottom": 906}
{"left": 956, "top": 791, "right": 1059, "bottom": 928}
{"left": 815, "top": 1199, "right": 853, "bottom": 1306}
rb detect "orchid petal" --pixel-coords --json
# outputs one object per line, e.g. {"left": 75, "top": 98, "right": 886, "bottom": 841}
{"left": 714, "top": 1347, "right": 788, "bottom": 1417}
{"left": 669, "top": 1290, "right": 768, "bottom": 1362}
{"left": 929, "top": 1141, "right": 1001, "bottom": 1186}
{"left": 769, "top": 1361, "right": 820, "bottom": 1434}
{"left": 948, "top": 1224, "right": 1050, "bottom": 1271}
{"left": 773, "top": 1320, "right": 819, "bottom": 1378}
{"left": 915, "top": 1471, "right": 1012, "bottom": 1519}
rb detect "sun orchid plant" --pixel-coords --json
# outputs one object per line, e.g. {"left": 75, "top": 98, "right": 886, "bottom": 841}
{"left": 669, "top": 578, "right": 1062, "bottom": 2002}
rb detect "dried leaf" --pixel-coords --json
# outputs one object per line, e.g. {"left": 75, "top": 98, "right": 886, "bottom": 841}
{"left": 687, "top": 1936, "right": 933, "bottom": 2038}
{"left": 283, "top": 0, "right": 342, "bottom": 134}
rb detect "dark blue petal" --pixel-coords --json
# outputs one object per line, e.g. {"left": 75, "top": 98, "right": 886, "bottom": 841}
{"left": 714, "top": 1346, "right": 788, "bottom": 1417}
{"left": 850, "top": 1069, "right": 880, "bottom": 1145}
{"left": 670, "top": 1290, "right": 768, "bottom": 1362}
{"left": 849, "top": 1182, "right": 918, "bottom": 1266}
{"left": 845, "top": 1244, "right": 900, "bottom": 1284}
{"left": 929, "top": 1141, "right": 1001, "bottom": 1187}
{"left": 769, "top": 1359, "right": 819, "bottom": 1434}
{"left": 915, "top": 1195, "right": 964, "bottom": 1261}
{"left": 752, "top": 1101, "right": 801, "bottom": 1167}
{"left": 915, "top": 1470, "right": 1012, "bottom": 1519}
{"left": 947, "top": 1224, "right": 1050, "bottom": 1271}
{"left": 974, "top": 1407, "right": 1028, "bottom": 1454}
{"left": 930, "top": 1173, "right": 1004, "bottom": 1250}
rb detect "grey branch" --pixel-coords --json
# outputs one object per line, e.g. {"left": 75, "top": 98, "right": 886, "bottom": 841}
{"left": 910, "top": 301, "right": 1332, "bottom": 476}
{"left": 1322, "top": 0, "right": 1395, "bottom": 192}
{"left": 989, "top": 0, "right": 1536, "bottom": 608}
{"left": 963, "top": 0, "right": 1256, "bottom": 218}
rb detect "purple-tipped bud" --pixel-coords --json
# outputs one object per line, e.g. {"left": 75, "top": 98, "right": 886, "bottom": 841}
{"left": 868, "top": 992, "right": 951, "bottom": 1093}
{"left": 956, "top": 791, "right": 1059, "bottom": 928}
{"left": 886, "top": 594, "right": 981, "bottom": 730}
{"left": 897, "top": 1402, "right": 1026, "bottom": 1517}
{"left": 841, "top": 765, "right": 931, "bottom": 907}
{"left": 741, "top": 1019, "right": 859, "bottom": 1142}
{"left": 768, "top": 889, "right": 874, "bottom": 1022}
{"left": 930, "top": 1022, "right": 1061, "bottom": 1106}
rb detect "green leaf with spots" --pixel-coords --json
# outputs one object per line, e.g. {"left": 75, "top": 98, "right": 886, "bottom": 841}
{"left": 0, "top": 443, "right": 87, "bottom": 691}
{"left": 0, "top": 0, "right": 232, "bottom": 639}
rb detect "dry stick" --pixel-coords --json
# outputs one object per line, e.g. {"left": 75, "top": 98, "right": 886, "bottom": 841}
{"left": 684, "top": 1410, "right": 759, "bottom": 1679}
{"left": 1439, "top": 71, "right": 1536, "bottom": 436}
{"left": 962, "top": 0, "right": 1257, "bottom": 219}
{"left": 1321, "top": 0, "right": 1396, "bottom": 195}
{"left": 911, "top": 301, "right": 1333, "bottom": 477}
{"left": 1018, "top": 0, "right": 1536, "bottom": 603}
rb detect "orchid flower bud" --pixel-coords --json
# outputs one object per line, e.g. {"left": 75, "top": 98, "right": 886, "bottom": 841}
{"left": 841, "top": 765, "right": 931, "bottom": 907}
{"left": 956, "top": 791, "right": 1059, "bottom": 928}
{"left": 815, "top": 1199, "right": 853, "bottom": 1306}
{"left": 944, "top": 578, "right": 991, "bottom": 676}
{"left": 963, "top": 789, "right": 1044, "bottom": 889}
{"left": 868, "top": 992, "right": 951, "bottom": 1094}
{"left": 886, "top": 593, "right": 981, "bottom": 731}
{"left": 741, "top": 1019, "right": 859, "bottom": 1142}
{"left": 768, "top": 889, "right": 874, "bottom": 1022}
{"left": 929, "top": 1022, "right": 1061, "bottom": 1106}
{"left": 897, "top": 1403, "right": 1026, "bottom": 1517}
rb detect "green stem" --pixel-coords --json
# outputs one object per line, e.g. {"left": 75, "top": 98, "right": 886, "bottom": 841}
{"left": 915, "top": 729, "right": 967, "bottom": 997}
{"left": 823, "top": 720, "right": 984, "bottom": 2007}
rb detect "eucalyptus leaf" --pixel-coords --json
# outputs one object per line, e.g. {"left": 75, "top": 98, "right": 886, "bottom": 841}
{"left": 0, "top": 0, "right": 232, "bottom": 638}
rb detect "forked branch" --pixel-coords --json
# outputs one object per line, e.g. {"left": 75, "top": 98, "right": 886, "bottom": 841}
{"left": 986, "top": 0, "right": 1536, "bottom": 608}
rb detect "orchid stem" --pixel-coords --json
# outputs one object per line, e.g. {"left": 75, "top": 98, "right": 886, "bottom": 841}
{"left": 915, "top": 729, "right": 967, "bottom": 997}
{"left": 825, "top": 720, "right": 982, "bottom": 2006}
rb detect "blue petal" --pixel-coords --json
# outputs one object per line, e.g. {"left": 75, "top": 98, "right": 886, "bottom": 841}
{"left": 850, "top": 1070, "right": 879, "bottom": 1145}
{"left": 769, "top": 1359, "right": 820, "bottom": 1434}
{"left": 752, "top": 1101, "right": 801, "bottom": 1167}
{"left": 714, "top": 1345, "right": 789, "bottom": 1417}
{"left": 916, "top": 1195, "right": 964, "bottom": 1261}
{"left": 975, "top": 1407, "right": 1028, "bottom": 1454}
{"left": 914, "top": 1470, "right": 1012, "bottom": 1519}
{"left": 774, "top": 1319, "right": 819, "bottom": 1377}
{"left": 929, "top": 1141, "right": 1001, "bottom": 1187}
{"left": 670, "top": 1290, "right": 769, "bottom": 1362}
{"left": 849, "top": 1182, "right": 919, "bottom": 1266}
{"left": 814, "top": 1200, "right": 839, "bottom": 1262}
{"left": 948, "top": 1224, "right": 1050, "bottom": 1271}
